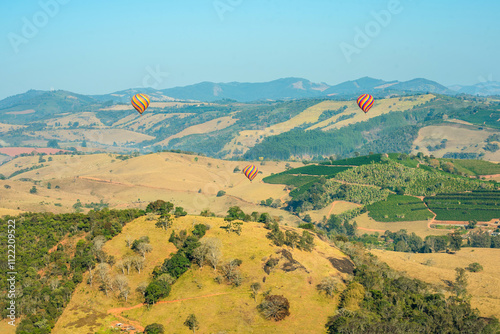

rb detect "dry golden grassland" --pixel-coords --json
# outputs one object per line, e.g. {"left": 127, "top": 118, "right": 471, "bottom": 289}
{"left": 320, "top": 94, "right": 435, "bottom": 131}
{"left": 305, "top": 201, "right": 361, "bottom": 223}
{"left": 412, "top": 123, "right": 500, "bottom": 161}
{"left": 44, "top": 112, "right": 105, "bottom": 128}
{"left": 155, "top": 116, "right": 237, "bottom": 146}
{"left": 53, "top": 216, "right": 350, "bottom": 334}
{"left": 112, "top": 112, "right": 194, "bottom": 131}
{"left": 0, "top": 153, "right": 303, "bottom": 222}
{"left": 32, "top": 129, "right": 154, "bottom": 145}
{"left": 371, "top": 248, "right": 500, "bottom": 319}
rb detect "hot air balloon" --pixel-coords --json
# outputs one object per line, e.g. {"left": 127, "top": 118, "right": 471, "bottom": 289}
{"left": 131, "top": 93, "right": 150, "bottom": 115}
{"left": 356, "top": 94, "right": 374, "bottom": 113}
{"left": 242, "top": 164, "right": 258, "bottom": 182}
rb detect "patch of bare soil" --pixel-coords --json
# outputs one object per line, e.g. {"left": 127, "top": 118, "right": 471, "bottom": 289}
{"left": 327, "top": 257, "right": 354, "bottom": 275}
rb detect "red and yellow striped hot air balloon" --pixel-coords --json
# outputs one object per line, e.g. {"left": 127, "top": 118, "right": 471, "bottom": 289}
{"left": 242, "top": 164, "right": 259, "bottom": 182}
{"left": 131, "top": 93, "right": 150, "bottom": 115}
{"left": 356, "top": 94, "right": 374, "bottom": 113}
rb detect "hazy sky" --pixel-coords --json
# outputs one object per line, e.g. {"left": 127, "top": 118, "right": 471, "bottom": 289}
{"left": 1, "top": 0, "right": 499, "bottom": 99}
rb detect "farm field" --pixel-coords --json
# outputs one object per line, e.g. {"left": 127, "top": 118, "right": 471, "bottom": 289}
{"left": 353, "top": 213, "right": 449, "bottom": 238}
{"left": 371, "top": 248, "right": 500, "bottom": 319}
{"left": 366, "top": 195, "right": 434, "bottom": 222}
{"left": 424, "top": 190, "right": 500, "bottom": 221}
{"left": 441, "top": 158, "right": 500, "bottom": 176}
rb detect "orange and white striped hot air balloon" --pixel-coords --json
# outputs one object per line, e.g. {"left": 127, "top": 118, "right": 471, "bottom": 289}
{"left": 131, "top": 93, "right": 150, "bottom": 116}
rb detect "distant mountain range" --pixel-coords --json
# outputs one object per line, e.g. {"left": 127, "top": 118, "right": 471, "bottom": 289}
{"left": 3, "top": 77, "right": 500, "bottom": 107}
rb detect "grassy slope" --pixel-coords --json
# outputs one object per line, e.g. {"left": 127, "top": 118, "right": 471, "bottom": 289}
{"left": 412, "top": 124, "right": 500, "bottom": 161}
{"left": 53, "top": 215, "right": 350, "bottom": 334}
{"left": 371, "top": 248, "right": 500, "bottom": 319}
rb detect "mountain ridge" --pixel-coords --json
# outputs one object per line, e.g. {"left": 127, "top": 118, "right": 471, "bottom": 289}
{"left": 2, "top": 76, "right": 496, "bottom": 106}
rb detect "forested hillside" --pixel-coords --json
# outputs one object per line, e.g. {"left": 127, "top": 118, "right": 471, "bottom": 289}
{"left": 1, "top": 91, "right": 499, "bottom": 161}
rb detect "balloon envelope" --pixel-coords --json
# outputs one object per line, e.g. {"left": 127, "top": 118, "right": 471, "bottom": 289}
{"left": 242, "top": 164, "right": 258, "bottom": 181}
{"left": 357, "top": 94, "right": 374, "bottom": 113}
{"left": 131, "top": 93, "right": 151, "bottom": 115}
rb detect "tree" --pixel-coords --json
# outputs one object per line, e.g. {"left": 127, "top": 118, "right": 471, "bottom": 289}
{"left": 284, "top": 231, "right": 300, "bottom": 249}
{"left": 453, "top": 267, "right": 468, "bottom": 298}
{"left": 225, "top": 206, "right": 246, "bottom": 221}
{"left": 174, "top": 206, "right": 187, "bottom": 217}
{"left": 155, "top": 213, "right": 173, "bottom": 230}
{"left": 146, "top": 200, "right": 173, "bottom": 215}
{"left": 96, "top": 263, "right": 112, "bottom": 296}
{"left": 466, "top": 262, "right": 483, "bottom": 272}
{"left": 184, "top": 314, "right": 200, "bottom": 333}
{"left": 317, "top": 277, "right": 338, "bottom": 298}
{"left": 144, "top": 323, "right": 165, "bottom": 334}
{"left": 131, "top": 255, "right": 145, "bottom": 273}
{"left": 216, "top": 190, "right": 226, "bottom": 197}
{"left": 449, "top": 231, "right": 462, "bottom": 251}
{"left": 467, "top": 220, "right": 477, "bottom": 230}
{"left": 469, "top": 231, "right": 491, "bottom": 248}
{"left": 30, "top": 186, "right": 37, "bottom": 194}
{"left": 204, "top": 238, "right": 222, "bottom": 269}
{"left": 47, "top": 139, "right": 59, "bottom": 148}
{"left": 298, "top": 231, "right": 315, "bottom": 251}
{"left": 81, "top": 140, "right": 87, "bottom": 148}
{"left": 161, "top": 252, "right": 191, "bottom": 278}
{"left": 250, "top": 282, "right": 261, "bottom": 301}
{"left": 192, "top": 224, "right": 208, "bottom": 238}
{"left": 258, "top": 295, "right": 291, "bottom": 321}
{"left": 136, "top": 282, "right": 148, "bottom": 296}
{"left": 113, "top": 275, "right": 130, "bottom": 301}
{"left": 137, "top": 242, "right": 153, "bottom": 259}
{"left": 145, "top": 280, "right": 171, "bottom": 305}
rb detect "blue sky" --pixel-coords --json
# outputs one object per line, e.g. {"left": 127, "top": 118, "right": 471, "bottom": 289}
{"left": 1, "top": 0, "right": 499, "bottom": 99}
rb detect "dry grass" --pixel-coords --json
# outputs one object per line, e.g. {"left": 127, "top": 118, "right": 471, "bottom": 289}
{"left": 32, "top": 129, "right": 154, "bottom": 145}
{"left": 155, "top": 116, "right": 237, "bottom": 146}
{"left": 45, "top": 112, "right": 105, "bottom": 128}
{"left": 0, "top": 153, "right": 303, "bottom": 222}
{"left": 0, "top": 320, "right": 16, "bottom": 334}
{"left": 412, "top": 124, "right": 499, "bottom": 161}
{"left": 321, "top": 94, "right": 435, "bottom": 131}
{"left": 305, "top": 201, "right": 361, "bottom": 223}
{"left": 112, "top": 113, "right": 194, "bottom": 131}
{"left": 53, "top": 216, "right": 349, "bottom": 334}
{"left": 223, "top": 102, "right": 338, "bottom": 156}
{"left": 99, "top": 102, "right": 204, "bottom": 111}
{"left": 353, "top": 213, "right": 450, "bottom": 238}
{"left": 371, "top": 248, "right": 500, "bottom": 319}
{"left": 0, "top": 122, "right": 25, "bottom": 133}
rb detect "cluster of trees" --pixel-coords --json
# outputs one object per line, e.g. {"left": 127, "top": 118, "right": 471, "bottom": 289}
{"left": 148, "top": 223, "right": 218, "bottom": 305}
{"left": 260, "top": 197, "right": 282, "bottom": 208}
{"left": 326, "top": 241, "right": 500, "bottom": 333}
{"left": 264, "top": 221, "right": 315, "bottom": 251}
{"left": 0, "top": 209, "right": 143, "bottom": 334}
{"left": 321, "top": 214, "right": 358, "bottom": 237}
{"left": 371, "top": 228, "right": 500, "bottom": 253}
